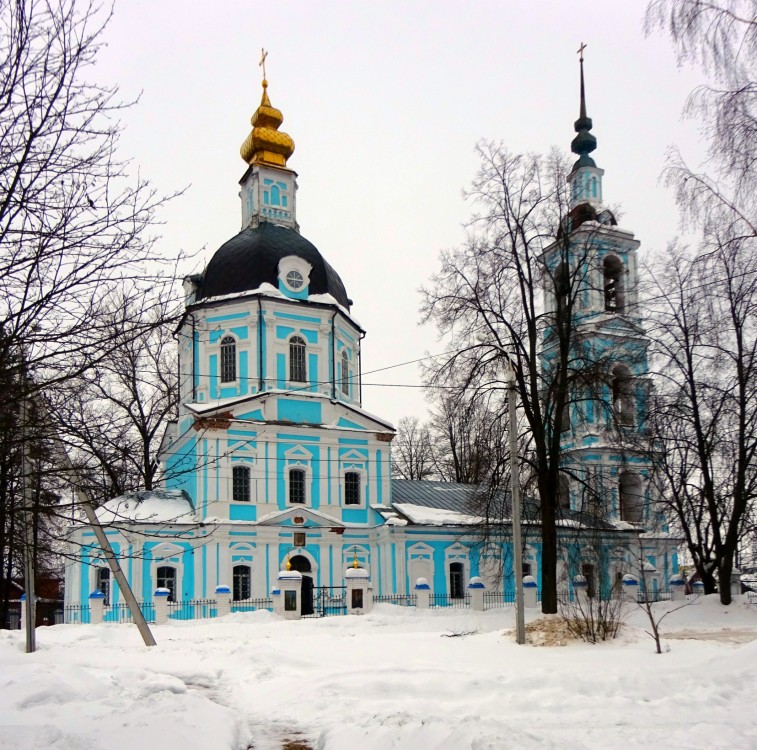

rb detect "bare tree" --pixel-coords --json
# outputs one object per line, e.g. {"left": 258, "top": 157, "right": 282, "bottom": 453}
{"left": 647, "top": 239, "right": 756, "bottom": 603}
{"left": 48, "top": 296, "right": 179, "bottom": 504}
{"left": 0, "top": 0, "right": 180, "bottom": 391}
{"left": 392, "top": 417, "right": 435, "bottom": 480}
{"left": 421, "top": 145, "right": 615, "bottom": 613}
{"left": 645, "top": 1, "right": 757, "bottom": 603}
{"left": 0, "top": 0, "right": 183, "bottom": 609}
{"left": 428, "top": 392, "right": 508, "bottom": 484}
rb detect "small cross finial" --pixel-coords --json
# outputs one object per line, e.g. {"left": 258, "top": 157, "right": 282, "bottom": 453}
{"left": 259, "top": 48, "right": 268, "bottom": 80}
{"left": 577, "top": 42, "right": 587, "bottom": 62}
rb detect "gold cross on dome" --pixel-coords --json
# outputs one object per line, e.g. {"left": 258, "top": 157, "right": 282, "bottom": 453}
{"left": 577, "top": 42, "right": 587, "bottom": 62}
{"left": 259, "top": 48, "right": 268, "bottom": 79}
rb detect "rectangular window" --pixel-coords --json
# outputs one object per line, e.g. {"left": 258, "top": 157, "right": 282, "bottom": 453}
{"left": 284, "top": 590, "right": 297, "bottom": 611}
{"left": 294, "top": 532, "right": 306, "bottom": 548}
{"left": 344, "top": 471, "right": 361, "bottom": 505}
{"left": 289, "top": 468, "right": 306, "bottom": 504}
{"left": 232, "top": 466, "right": 251, "bottom": 502}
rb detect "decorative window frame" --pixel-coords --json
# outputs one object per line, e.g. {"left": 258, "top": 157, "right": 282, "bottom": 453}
{"left": 284, "top": 445, "right": 313, "bottom": 506}
{"left": 208, "top": 330, "right": 242, "bottom": 389}
{"left": 150, "top": 542, "right": 184, "bottom": 602}
{"left": 408, "top": 543, "right": 434, "bottom": 593}
{"left": 278, "top": 255, "right": 312, "bottom": 296}
{"left": 228, "top": 444, "right": 256, "bottom": 503}
{"left": 445, "top": 543, "right": 470, "bottom": 595}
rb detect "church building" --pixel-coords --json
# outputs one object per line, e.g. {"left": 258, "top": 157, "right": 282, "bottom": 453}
{"left": 64, "top": 60, "right": 679, "bottom": 615}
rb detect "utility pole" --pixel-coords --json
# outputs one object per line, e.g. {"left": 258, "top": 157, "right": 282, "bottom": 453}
{"left": 505, "top": 361, "right": 526, "bottom": 645}
{"left": 32, "top": 394, "right": 157, "bottom": 648}
{"left": 20, "top": 372, "right": 36, "bottom": 653}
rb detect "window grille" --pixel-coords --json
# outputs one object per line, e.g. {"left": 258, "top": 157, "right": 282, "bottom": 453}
{"left": 220, "top": 336, "right": 237, "bottom": 382}
{"left": 289, "top": 468, "right": 306, "bottom": 504}
{"left": 289, "top": 336, "right": 306, "bottom": 382}
{"left": 233, "top": 565, "right": 251, "bottom": 601}
{"left": 156, "top": 566, "right": 177, "bottom": 602}
{"left": 232, "top": 465, "right": 251, "bottom": 502}
{"left": 96, "top": 567, "right": 110, "bottom": 606}
{"left": 344, "top": 471, "right": 361, "bottom": 505}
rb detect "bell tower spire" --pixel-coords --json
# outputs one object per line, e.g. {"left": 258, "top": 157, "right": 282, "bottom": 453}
{"left": 239, "top": 50, "right": 299, "bottom": 231}
{"left": 567, "top": 44, "right": 604, "bottom": 209}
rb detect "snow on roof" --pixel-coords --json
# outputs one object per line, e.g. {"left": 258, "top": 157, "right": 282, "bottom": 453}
{"left": 392, "top": 503, "right": 481, "bottom": 526}
{"left": 96, "top": 489, "right": 196, "bottom": 525}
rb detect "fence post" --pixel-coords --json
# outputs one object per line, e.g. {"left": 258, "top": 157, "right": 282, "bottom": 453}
{"left": 692, "top": 580, "right": 705, "bottom": 597}
{"left": 89, "top": 590, "right": 105, "bottom": 624}
{"left": 522, "top": 575, "right": 538, "bottom": 608}
{"left": 19, "top": 594, "right": 27, "bottom": 632}
{"left": 414, "top": 577, "right": 430, "bottom": 609}
{"left": 215, "top": 585, "right": 232, "bottom": 617}
{"left": 468, "top": 577, "right": 485, "bottom": 611}
{"left": 271, "top": 587, "right": 282, "bottom": 616}
{"left": 731, "top": 568, "right": 742, "bottom": 597}
{"left": 622, "top": 574, "right": 639, "bottom": 603}
{"left": 345, "top": 566, "right": 372, "bottom": 614}
{"left": 154, "top": 588, "right": 170, "bottom": 624}
{"left": 669, "top": 574, "right": 686, "bottom": 602}
{"left": 573, "top": 575, "right": 589, "bottom": 607}
{"left": 278, "top": 570, "right": 302, "bottom": 620}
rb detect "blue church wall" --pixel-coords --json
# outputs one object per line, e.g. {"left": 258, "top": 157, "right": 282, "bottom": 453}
{"left": 278, "top": 399, "right": 322, "bottom": 424}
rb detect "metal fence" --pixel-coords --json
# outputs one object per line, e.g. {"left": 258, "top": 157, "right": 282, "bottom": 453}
{"left": 430, "top": 594, "right": 471, "bottom": 609}
{"left": 64, "top": 604, "right": 91, "bottom": 624}
{"left": 231, "top": 597, "right": 274, "bottom": 613}
{"left": 483, "top": 591, "right": 517, "bottom": 609}
{"left": 303, "top": 586, "right": 347, "bottom": 618}
{"left": 374, "top": 594, "right": 417, "bottom": 607}
{"left": 168, "top": 599, "right": 217, "bottom": 621}
{"left": 104, "top": 602, "right": 156, "bottom": 623}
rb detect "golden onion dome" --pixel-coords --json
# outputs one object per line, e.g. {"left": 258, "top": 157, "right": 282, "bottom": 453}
{"left": 240, "top": 79, "right": 295, "bottom": 167}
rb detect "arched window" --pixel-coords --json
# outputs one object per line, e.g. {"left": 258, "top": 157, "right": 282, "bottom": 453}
{"left": 156, "top": 566, "right": 177, "bottom": 602}
{"left": 344, "top": 471, "right": 361, "bottom": 505}
{"left": 449, "top": 562, "right": 465, "bottom": 599}
{"left": 96, "top": 566, "right": 110, "bottom": 606}
{"left": 233, "top": 565, "right": 251, "bottom": 601}
{"left": 232, "top": 465, "right": 251, "bottom": 502}
{"left": 619, "top": 471, "right": 643, "bottom": 523}
{"left": 289, "top": 467, "right": 306, "bottom": 504}
{"left": 611, "top": 365, "right": 635, "bottom": 426}
{"left": 603, "top": 254, "right": 625, "bottom": 313}
{"left": 289, "top": 336, "right": 306, "bottom": 383}
{"left": 220, "top": 336, "right": 237, "bottom": 383}
{"left": 341, "top": 350, "right": 349, "bottom": 395}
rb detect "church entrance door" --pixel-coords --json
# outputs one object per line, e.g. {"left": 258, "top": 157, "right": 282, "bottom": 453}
{"left": 289, "top": 555, "right": 314, "bottom": 615}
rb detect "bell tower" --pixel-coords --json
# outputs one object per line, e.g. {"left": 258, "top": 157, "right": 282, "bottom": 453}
{"left": 239, "top": 50, "right": 298, "bottom": 231}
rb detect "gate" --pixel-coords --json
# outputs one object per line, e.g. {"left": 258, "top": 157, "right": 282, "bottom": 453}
{"left": 303, "top": 586, "right": 347, "bottom": 618}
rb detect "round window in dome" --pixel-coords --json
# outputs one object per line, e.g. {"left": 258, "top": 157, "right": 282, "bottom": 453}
{"left": 286, "top": 270, "right": 304, "bottom": 290}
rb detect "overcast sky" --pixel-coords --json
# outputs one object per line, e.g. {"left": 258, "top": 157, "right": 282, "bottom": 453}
{"left": 95, "top": 0, "right": 705, "bottom": 427}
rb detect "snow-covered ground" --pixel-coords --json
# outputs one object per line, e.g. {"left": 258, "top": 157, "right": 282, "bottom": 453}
{"left": 1, "top": 595, "right": 756, "bottom": 749}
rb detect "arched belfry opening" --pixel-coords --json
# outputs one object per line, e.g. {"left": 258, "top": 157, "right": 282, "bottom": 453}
{"left": 619, "top": 471, "right": 643, "bottom": 524}
{"left": 611, "top": 364, "right": 635, "bottom": 426}
{"left": 603, "top": 254, "right": 625, "bottom": 313}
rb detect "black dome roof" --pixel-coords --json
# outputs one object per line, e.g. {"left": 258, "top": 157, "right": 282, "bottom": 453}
{"left": 197, "top": 222, "right": 351, "bottom": 308}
